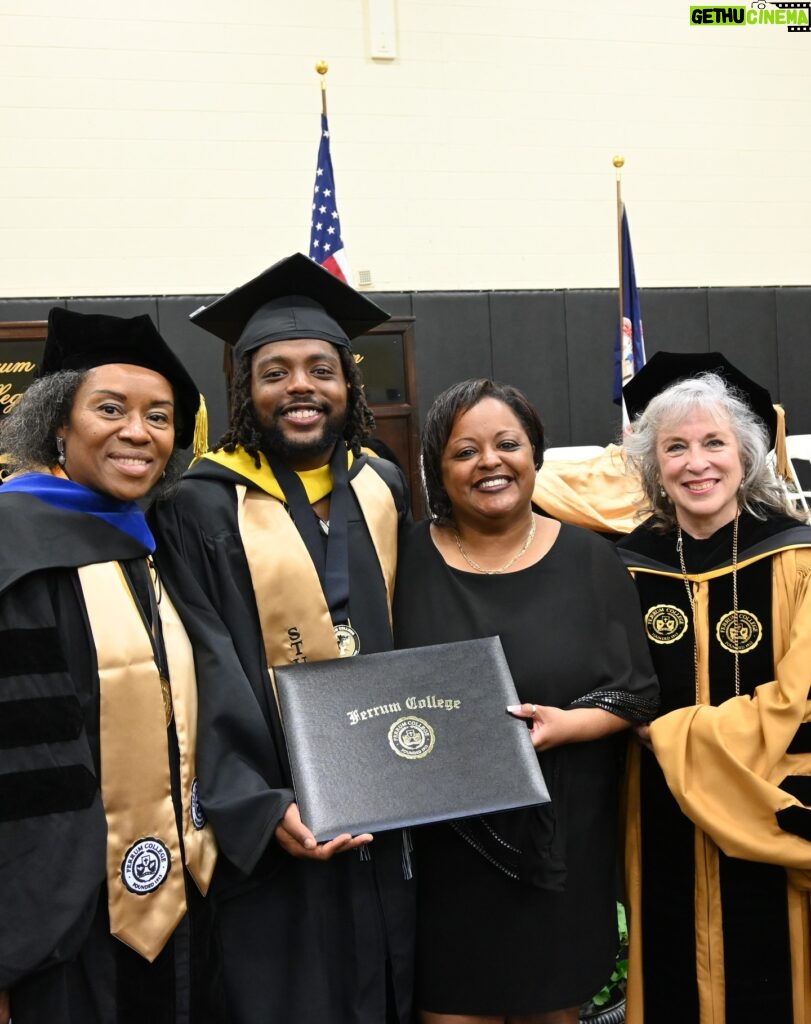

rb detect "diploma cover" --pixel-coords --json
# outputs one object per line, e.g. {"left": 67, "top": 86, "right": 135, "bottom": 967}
{"left": 275, "top": 636, "right": 550, "bottom": 841}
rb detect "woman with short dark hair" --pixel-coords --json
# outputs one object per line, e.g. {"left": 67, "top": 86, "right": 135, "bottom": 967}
{"left": 395, "top": 378, "right": 659, "bottom": 1024}
{"left": 0, "top": 308, "right": 217, "bottom": 1024}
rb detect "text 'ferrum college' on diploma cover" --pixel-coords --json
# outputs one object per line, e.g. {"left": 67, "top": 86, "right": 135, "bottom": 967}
{"left": 275, "top": 636, "right": 550, "bottom": 841}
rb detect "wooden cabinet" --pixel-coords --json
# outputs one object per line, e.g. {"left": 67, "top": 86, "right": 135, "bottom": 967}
{"left": 354, "top": 316, "right": 422, "bottom": 518}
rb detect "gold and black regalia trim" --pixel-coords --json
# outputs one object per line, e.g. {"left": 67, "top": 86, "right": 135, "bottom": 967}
{"left": 0, "top": 488, "right": 216, "bottom": 1023}
{"left": 150, "top": 447, "right": 416, "bottom": 1024}
{"left": 618, "top": 512, "right": 811, "bottom": 1024}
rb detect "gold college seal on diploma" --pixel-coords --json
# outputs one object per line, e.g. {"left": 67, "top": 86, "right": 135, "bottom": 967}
{"left": 388, "top": 716, "right": 436, "bottom": 760}
{"left": 644, "top": 604, "right": 689, "bottom": 644}
{"left": 716, "top": 609, "right": 762, "bottom": 654}
{"left": 334, "top": 622, "right": 360, "bottom": 657}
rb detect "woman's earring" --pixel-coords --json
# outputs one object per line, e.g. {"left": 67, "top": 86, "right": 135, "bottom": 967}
{"left": 56, "top": 436, "right": 66, "bottom": 467}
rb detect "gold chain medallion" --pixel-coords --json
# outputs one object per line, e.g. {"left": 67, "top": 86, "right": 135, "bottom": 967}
{"left": 716, "top": 609, "right": 762, "bottom": 654}
{"left": 644, "top": 604, "right": 689, "bottom": 645}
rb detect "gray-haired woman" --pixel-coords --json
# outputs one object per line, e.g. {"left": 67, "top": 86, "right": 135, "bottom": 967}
{"left": 618, "top": 352, "right": 811, "bottom": 1024}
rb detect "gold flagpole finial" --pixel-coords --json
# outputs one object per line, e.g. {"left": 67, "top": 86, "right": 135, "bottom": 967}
{"left": 612, "top": 154, "right": 625, "bottom": 170}
{"left": 315, "top": 61, "right": 329, "bottom": 115}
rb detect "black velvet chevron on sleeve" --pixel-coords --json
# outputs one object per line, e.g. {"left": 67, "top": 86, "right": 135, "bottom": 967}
{"left": 775, "top": 805, "right": 811, "bottom": 842}
{"left": 775, "top": 775, "right": 811, "bottom": 841}
{"left": 778, "top": 775, "right": 811, "bottom": 805}
{"left": 0, "top": 627, "right": 68, "bottom": 677}
{"left": 0, "top": 696, "right": 84, "bottom": 749}
{"left": 787, "top": 723, "right": 811, "bottom": 755}
{"left": 0, "top": 764, "right": 98, "bottom": 822}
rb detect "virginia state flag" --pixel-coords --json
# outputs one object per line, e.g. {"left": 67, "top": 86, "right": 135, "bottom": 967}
{"left": 309, "top": 113, "right": 350, "bottom": 284}
{"left": 613, "top": 207, "right": 646, "bottom": 404}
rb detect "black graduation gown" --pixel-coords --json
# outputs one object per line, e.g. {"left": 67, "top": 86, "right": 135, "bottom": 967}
{"left": 151, "top": 452, "right": 416, "bottom": 1024}
{"left": 0, "top": 491, "right": 215, "bottom": 1024}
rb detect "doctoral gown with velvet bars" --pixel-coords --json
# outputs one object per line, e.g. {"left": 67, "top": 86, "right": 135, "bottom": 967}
{"left": 393, "top": 519, "right": 659, "bottom": 1015}
{"left": 0, "top": 489, "right": 215, "bottom": 1024}
{"left": 150, "top": 452, "right": 416, "bottom": 1024}
{"left": 617, "top": 511, "right": 811, "bottom": 1024}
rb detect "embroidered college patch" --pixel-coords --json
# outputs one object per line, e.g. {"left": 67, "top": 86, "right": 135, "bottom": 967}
{"left": 190, "top": 777, "right": 206, "bottom": 830}
{"left": 121, "top": 837, "right": 172, "bottom": 895}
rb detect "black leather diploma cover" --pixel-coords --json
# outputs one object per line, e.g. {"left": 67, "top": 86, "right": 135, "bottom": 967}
{"left": 275, "top": 636, "right": 550, "bottom": 841}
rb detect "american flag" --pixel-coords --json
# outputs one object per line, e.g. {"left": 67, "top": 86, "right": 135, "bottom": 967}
{"left": 309, "top": 113, "right": 350, "bottom": 284}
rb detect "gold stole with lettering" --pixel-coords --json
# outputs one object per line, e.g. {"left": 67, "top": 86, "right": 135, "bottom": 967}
{"left": 78, "top": 560, "right": 217, "bottom": 962}
{"left": 237, "top": 461, "right": 398, "bottom": 673}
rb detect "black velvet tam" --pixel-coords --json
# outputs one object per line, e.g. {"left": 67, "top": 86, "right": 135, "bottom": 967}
{"left": 623, "top": 350, "right": 777, "bottom": 448}
{"left": 40, "top": 307, "right": 201, "bottom": 448}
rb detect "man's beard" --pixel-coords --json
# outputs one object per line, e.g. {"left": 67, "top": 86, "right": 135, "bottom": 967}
{"left": 253, "top": 405, "right": 347, "bottom": 465}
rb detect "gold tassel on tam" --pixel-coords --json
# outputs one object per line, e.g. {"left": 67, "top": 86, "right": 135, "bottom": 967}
{"left": 190, "top": 392, "right": 209, "bottom": 465}
{"left": 773, "top": 403, "right": 791, "bottom": 482}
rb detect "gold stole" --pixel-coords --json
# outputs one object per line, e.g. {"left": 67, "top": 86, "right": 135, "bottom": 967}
{"left": 237, "top": 462, "right": 398, "bottom": 673}
{"left": 78, "top": 560, "right": 217, "bottom": 962}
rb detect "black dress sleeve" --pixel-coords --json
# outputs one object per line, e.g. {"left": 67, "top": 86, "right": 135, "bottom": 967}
{"left": 566, "top": 535, "right": 660, "bottom": 722}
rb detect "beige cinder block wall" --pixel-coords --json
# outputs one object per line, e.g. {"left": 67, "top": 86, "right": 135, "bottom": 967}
{"left": 1, "top": 0, "right": 809, "bottom": 297}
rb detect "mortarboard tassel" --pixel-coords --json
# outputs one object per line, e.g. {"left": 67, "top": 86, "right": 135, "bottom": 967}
{"left": 191, "top": 393, "right": 209, "bottom": 464}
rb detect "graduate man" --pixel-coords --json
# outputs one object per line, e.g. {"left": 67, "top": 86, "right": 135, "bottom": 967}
{"left": 152, "top": 254, "right": 415, "bottom": 1024}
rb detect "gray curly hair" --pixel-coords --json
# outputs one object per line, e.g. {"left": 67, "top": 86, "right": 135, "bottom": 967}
{"left": 0, "top": 370, "right": 185, "bottom": 498}
{"left": 623, "top": 372, "right": 800, "bottom": 531}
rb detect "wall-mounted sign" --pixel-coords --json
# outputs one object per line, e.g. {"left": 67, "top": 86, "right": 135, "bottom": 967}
{"left": 0, "top": 322, "right": 48, "bottom": 476}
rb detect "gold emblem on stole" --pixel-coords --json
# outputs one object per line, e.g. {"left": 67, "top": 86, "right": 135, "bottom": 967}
{"left": 159, "top": 676, "right": 174, "bottom": 726}
{"left": 716, "top": 609, "right": 762, "bottom": 653}
{"left": 644, "top": 604, "right": 689, "bottom": 645}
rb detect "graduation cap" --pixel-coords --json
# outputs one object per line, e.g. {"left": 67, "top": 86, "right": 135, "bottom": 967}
{"left": 40, "top": 307, "right": 203, "bottom": 451}
{"left": 189, "top": 252, "right": 390, "bottom": 360}
{"left": 622, "top": 350, "right": 778, "bottom": 449}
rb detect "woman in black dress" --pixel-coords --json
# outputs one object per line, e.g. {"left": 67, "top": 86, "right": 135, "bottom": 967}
{"left": 394, "top": 379, "right": 659, "bottom": 1024}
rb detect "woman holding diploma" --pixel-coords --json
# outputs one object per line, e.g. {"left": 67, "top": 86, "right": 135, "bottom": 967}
{"left": 395, "top": 379, "right": 659, "bottom": 1024}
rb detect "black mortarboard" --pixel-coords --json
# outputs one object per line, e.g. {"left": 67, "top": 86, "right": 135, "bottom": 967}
{"left": 40, "top": 307, "right": 201, "bottom": 449}
{"left": 623, "top": 351, "right": 778, "bottom": 448}
{"left": 189, "top": 252, "right": 390, "bottom": 360}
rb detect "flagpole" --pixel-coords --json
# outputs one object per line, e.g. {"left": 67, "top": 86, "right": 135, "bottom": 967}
{"left": 316, "top": 59, "right": 328, "bottom": 116}
{"left": 613, "top": 155, "right": 629, "bottom": 425}
{"left": 613, "top": 155, "right": 625, "bottom": 335}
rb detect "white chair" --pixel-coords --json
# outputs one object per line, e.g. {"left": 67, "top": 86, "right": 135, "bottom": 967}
{"left": 543, "top": 445, "right": 605, "bottom": 461}
{"left": 784, "top": 434, "right": 811, "bottom": 519}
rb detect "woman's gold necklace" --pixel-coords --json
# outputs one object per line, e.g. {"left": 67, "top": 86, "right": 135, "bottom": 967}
{"left": 453, "top": 515, "right": 537, "bottom": 575}
{"left": 676, "top": 510, "right": 741, "bottom": 703}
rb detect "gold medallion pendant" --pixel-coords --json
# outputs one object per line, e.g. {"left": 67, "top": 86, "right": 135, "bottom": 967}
{"left": 716, "top": 609, "right": 762, "bottom": 654}
{"left": 334, "top": 622, "right": 360, "bottom": 657}
{"left": 644, "top": 604, "right": 689, "bottom": 645}
{"left": 160, "top": 676, "right": 174, "bottom": 727}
